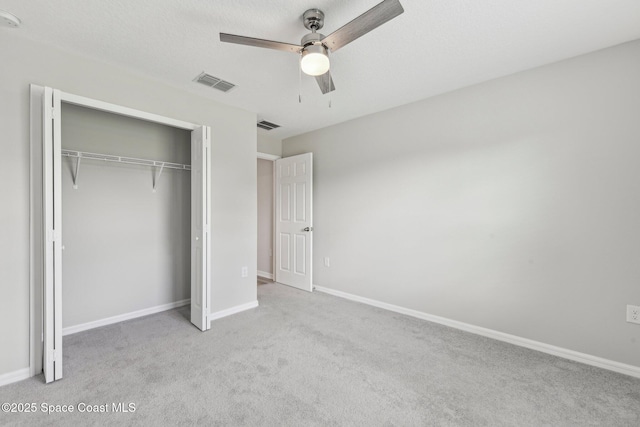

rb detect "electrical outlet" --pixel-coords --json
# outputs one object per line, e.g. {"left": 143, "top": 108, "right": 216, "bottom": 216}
{"left": 241, "top": 266, "right": 248, "bottom": 278}
{"left": 324, "top": 257, "right": 330, "bottom": 267}
{"left": 628, "top": 305, "right": 640, "bottom": 324}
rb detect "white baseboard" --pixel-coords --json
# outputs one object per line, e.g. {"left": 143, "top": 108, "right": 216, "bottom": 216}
{"left": 0, "top": 368, "right": 31, "bottom": 387}
{"left": 257, "top": 271, "right": 273, "bottom": 280}
{"left": 314, "top": 285, "right": 640, "bottom": 379}
{"left": 63, "top": 299, "right": 191, "bottom": 336}
{"left": 208, "top": 300, "right": 259, "bottom": 325}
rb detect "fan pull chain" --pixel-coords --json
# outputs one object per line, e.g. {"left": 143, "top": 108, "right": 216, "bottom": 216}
{"left": 298, "top": 53, "right": 302, "bottom": 104}
{"left": 329, "top": 55, "right": 333, "bottom": 108}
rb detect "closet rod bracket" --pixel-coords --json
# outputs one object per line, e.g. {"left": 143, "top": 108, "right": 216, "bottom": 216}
{"left": 72, "top": 154, "right": 82, "bottom": 190}
{"left": 152, "top": 162, "right": 165, "bottom": 193}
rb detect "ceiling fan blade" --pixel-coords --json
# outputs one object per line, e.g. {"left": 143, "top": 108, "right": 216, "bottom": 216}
{"left": 315, "top": 71, "right": 336, "bottom": 94}
{"left": 220, "top": 33, "right": 302, "bottom": 53}
{"left": 321, "top": 0, "right": 404, "bottom": 53}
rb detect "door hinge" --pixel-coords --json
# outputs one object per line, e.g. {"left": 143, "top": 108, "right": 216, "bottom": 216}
{"left": 47, "top": 230, "right": 61, "bottom": 242}
{"left": 49, "top": 349, "right": 60, "bottom": 361}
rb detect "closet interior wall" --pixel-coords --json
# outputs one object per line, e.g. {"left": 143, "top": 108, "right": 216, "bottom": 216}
{"left": 61, "top": 103, "right": 191, "bottom": 330}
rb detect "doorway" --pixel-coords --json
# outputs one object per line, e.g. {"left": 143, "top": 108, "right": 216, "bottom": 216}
{"left": 257, "top": 153, "right": 279, "bottom": 282}
{"left": 257, "top": 152, "right": 314, "bottom": 292}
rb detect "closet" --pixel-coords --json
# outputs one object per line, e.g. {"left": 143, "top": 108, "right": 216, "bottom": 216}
{"left": 60, "top": 104, "right": 191, "bottom": 331}
{"left": 32, "top": 86, "right": 211, "bottom": 383}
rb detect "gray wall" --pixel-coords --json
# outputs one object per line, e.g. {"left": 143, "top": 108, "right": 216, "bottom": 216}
{"left": 0, "top": 33, "right": 257, "bottom": 377}
{"left": 61, "top": 104, "right": 191, "bottom": 328}
{"left": 257, "top": 159, "right": 273, "bottom": 276}
{"left": 257, "top": 134, "right": 282, "bottom": 157}
{"left": 284, "top": 40, "right": 640, "bottom": 367}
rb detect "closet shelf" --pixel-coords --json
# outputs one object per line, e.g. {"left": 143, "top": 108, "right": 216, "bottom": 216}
{"left": 61, "top": 149, "right": 190, "bottom": 191}
{"left": 61, "top": 149, "right": 191, "bottom": 171}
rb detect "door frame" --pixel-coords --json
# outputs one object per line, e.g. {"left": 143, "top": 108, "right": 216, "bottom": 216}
{"left": 257, "top": 152, "right": 280, "bottom": 281}
{"left": 30, "top": 85, "right": 212, "bottom": 381}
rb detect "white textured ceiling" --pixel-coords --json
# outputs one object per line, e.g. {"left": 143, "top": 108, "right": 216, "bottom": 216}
{"left": 3, "top": 0, "right": 640, "bottom": 139}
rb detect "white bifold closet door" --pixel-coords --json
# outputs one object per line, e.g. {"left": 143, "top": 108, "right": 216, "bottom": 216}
{"left": 190, "top": 126, "right": 211, "bottom": 331}
{"left": 275, "top": 153, "right": 313, "bottom": 292}
{"left": 43, "top": 87, "right": 63, "bottom": 383}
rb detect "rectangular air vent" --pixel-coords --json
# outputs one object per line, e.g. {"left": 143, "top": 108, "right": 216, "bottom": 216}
{"left": 257, "top": 120, "right": 281, "bottom": 131}
{"left": 194, "top": 72, "right": 236, "bottom": 93}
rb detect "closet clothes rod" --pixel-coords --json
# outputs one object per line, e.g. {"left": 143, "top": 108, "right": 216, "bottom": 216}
{"left": 61, "top": 149, "right": 191, "bottom": 171}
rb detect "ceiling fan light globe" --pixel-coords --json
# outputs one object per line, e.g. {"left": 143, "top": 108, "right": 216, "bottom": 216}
{"left": 301, "top": 47, "right": 330, "bottom": 76}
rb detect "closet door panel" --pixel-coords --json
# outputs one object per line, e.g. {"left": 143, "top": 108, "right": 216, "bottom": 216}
{"left": 43, "top": 87, "right": 63, "bottom": 382}
{"left": 190, "top": 126, "right": 211, "bottom": 331}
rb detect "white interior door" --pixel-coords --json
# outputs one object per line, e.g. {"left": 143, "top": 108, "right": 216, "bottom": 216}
{"left": 43, "top": 87, "right": 63, "bottom": 383}
{"left": 275, "top": 153, "right": 313, "bottom": 292}
{"left": 191, "top": 126, "right": 211, "bottom": 330}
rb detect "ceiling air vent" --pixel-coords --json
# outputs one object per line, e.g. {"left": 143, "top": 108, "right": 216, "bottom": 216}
{"left": 194, "top": 72, "right": 236, "bottom": 93}
{"left": 257, "top": 120, "right": 281, "bottom": 131}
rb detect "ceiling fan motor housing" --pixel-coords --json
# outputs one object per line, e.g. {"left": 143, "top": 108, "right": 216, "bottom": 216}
{"left": 301, "top": 32, "right": 325, "bottom": 48}
{"left": 301, "top": 32, "right": 328, "bottom": 59}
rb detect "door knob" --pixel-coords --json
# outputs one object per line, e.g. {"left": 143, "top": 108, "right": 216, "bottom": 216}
{"left": 303, "top": 227, "right": 313, "bottom": 232}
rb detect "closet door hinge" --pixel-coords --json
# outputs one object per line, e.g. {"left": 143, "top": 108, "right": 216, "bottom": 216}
{"left": 47, "top": 230, "right": 61, "bottom": 243}
{"left": 49, "top": 349, "right": 60, "bottom": 361}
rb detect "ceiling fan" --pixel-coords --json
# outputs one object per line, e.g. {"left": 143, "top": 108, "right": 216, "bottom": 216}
{"left": 220, "top": 0, "right": 404, "bottom": 95}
